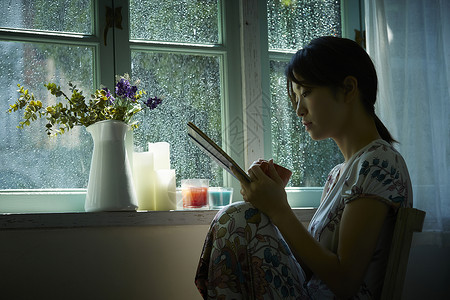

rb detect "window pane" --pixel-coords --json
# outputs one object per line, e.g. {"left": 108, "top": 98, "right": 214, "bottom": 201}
{"left": 130, "top": 0, "right": 219, "bottom": 44}
{"left": 268, "top": 0, "right": 343, "bottom": 187}
{"left": 267, "top": 0, "right": 341, "bottom": 50}
{"left": 0, "top": 0, "right": 93, "bottom": 34}
{"left": 131, "top": 51, "right": 223, "bottom": 186}
{"left": 270, "top": 60, "right": 343, "bottom": 187}
{"left": 0, "top": 41, "right": 94, "bottom": 189}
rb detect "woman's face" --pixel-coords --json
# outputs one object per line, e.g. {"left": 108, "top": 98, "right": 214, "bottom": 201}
{"left": 291, "top": 77, "right": 349, "bottom": 141}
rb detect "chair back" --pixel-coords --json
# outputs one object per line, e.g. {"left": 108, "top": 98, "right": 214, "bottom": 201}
{"left": 381, "top": 207, "right": 426, "bottom": 300}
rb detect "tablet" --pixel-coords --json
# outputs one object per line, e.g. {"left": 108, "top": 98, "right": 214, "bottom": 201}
{"left": 187, "top": 122, "right": 251, "bottom": 183}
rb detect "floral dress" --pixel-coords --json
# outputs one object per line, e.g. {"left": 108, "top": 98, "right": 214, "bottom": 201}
{"left": 195, "top": 139, "right": 412, "bottom": 299}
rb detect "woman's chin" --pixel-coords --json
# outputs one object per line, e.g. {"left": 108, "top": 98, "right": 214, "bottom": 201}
{"left": 307, "top": 132, "right": 328, "bottom": 141}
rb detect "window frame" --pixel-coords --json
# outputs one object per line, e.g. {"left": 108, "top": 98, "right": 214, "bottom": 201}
{"left": 0, "top": 0, "right": 363, "bottom": 213}
{"left": 261, "top": 0, "right": 364, "bottom": 189}
{"left": 114, "top": 0, "right": 245, "bottom": 191}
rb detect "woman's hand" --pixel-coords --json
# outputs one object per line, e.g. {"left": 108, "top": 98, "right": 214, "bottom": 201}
{"left": 232, "top": 159, "right": 292, "bottom": 222}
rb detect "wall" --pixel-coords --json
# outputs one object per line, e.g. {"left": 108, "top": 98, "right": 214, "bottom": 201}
{"left": 0, "top": 225, "right": 209, "bottom": 300}
{"left": 403, "top": 233, "right": 450, "bottom": 299}
{"left": 1, "top": 227, "right": 449, "bottom": 300}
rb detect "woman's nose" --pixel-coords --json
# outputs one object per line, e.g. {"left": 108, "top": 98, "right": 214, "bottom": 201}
{"left": 296, "top": 97, "right": 306, "bottom": 117}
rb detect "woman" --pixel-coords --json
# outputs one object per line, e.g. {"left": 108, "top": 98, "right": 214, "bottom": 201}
{"left": 195, "top": 36, "right": 412, "bottom": 299}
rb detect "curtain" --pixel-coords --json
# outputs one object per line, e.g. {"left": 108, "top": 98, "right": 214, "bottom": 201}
{"left": 365, "top": 0, "right": 450, "bottom": 234}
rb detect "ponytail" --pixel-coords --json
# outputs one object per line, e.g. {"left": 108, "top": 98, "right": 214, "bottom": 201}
{"left": 362, "top": 98, "right": 398, "bottom": 145}
{"left": 373, "top": 114, "right": 397, "bottom": 145}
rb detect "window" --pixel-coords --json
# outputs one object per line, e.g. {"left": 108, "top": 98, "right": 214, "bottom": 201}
{"left": 129, "top": 0, "right": 225, "bottom": 187}
{"left": 267, "top": 0, "right": 344, "bottom": 187}
{"left": 0, "top": 0, "right": 96, "bottom": 189}
{"left": 0, "top": 0, "right": 230, "bottom": 189}
{"left": 0, "top": 0, "right": 362, "bottom": 210}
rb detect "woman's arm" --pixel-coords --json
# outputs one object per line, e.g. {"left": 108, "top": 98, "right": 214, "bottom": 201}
{"left": 234, "top": 160, "right": 389, "bottom": 299}
{"left": 273, "top": 197, "right": 389, "bottom": 298}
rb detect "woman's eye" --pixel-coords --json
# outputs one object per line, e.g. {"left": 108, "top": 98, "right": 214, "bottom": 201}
{"left": 301, "top": 90, "right": 311, "bottom": 98}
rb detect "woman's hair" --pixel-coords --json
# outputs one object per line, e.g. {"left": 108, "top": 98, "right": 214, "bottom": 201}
{"left": 285, "top": 36, "right": 397, "bottom": 144}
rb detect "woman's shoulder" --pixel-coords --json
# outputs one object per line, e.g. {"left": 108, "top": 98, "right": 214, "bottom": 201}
{"left": 352, "top": 140, "right": 407, "bottom": 171}
{"left": 343, "top": 139, "right": 412, "bottom": 208}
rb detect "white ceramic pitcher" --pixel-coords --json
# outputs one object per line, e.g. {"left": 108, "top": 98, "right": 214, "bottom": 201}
{"left": 85, "top": 120, "right": 138, "bottom": 212}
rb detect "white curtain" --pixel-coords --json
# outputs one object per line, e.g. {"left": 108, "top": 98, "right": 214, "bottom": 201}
{"left": 365, "top": 0, "right": 450, "bottom": 234}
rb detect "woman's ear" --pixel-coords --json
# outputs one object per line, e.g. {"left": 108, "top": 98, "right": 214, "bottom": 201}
{"left": 343, "top": 76, "right": 358, "bottom": 94}
{"left": 342, "top": 76, "right": 359, "bottom": 102}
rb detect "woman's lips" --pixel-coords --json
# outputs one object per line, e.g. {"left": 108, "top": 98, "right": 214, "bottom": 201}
{"left": 303, "top": 121, "right": 312, "bottom": 130}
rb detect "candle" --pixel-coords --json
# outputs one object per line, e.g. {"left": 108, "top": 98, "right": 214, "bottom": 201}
{"left": 148, "top": 142, "right": 170, "bottom": 170}
{"left": 134, "top": 142, "right": 175, "bottom": 211}
{"left": 154, "top": 169, "right": 176, "bottom": 211}
{"left": 181, "top": 179, "right": 209, "bottom": 209}
{"left": 133, "top": 152, "right": 156, "bottom": 210}
{"left": 209, "top": 187, "right": 233, "bottom": 209}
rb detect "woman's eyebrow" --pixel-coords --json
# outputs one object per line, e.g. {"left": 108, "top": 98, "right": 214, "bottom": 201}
{"left": 294, "top": 83, "right": 313, "bottom": 91}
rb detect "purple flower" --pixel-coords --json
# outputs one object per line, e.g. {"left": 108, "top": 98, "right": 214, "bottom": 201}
{"left": 115, "top": 78, "right": 137, "bottom": 99}
{"left": 129, "top": 85, "right": 137, "bottom": 99}
{"left": 143, "top": 96, "right": 162, "bottom": 110}
{"left": 102, "top": 87, "right": 115, "bottom": 104}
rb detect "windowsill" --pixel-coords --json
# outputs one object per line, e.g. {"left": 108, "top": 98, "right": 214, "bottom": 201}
{"left": 0, "top": 187, "right": 323, "bottom": 213}
{"left": 0, "top": 208, "right": 317, "bottom": 230}
{"left": 0, "top": 187, "right": 322, "bottom": 229}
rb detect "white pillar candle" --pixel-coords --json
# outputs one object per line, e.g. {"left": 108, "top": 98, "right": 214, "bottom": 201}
{"left": 148, "top": 142, "right": 170, "bottom": 170}
{"left": 154, "top": 169, "right": 176, "bottom": 211}
{"left": 133, "top": 152, "right": 156, "bottom": 210}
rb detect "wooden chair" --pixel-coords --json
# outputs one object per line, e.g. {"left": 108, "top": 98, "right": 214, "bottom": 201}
{"left": 381, "top": 207, "right": 426, "bottom": 300}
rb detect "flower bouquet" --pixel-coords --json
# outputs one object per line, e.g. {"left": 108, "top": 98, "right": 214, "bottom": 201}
{"left": 8, "top": 73, "right": 162, "bottom": 135}
{"left": 8, "top": 74, "right": 162, "bottom": 212}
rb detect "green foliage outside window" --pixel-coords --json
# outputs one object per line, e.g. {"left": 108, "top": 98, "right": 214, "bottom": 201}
{"left": 130, "top": 0, "right": 219, "bottom": 44}
{"left": 131, "top": 51, "right": 223, "bottom": 186}
{"left": 0, "top": 0, "right": 92, "bottom": 34}
{"left": 0, "top": 0, "right": 345, "bottom": 189}
{"left": 268, "top": 0, "right": 344, "bottom": 187}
